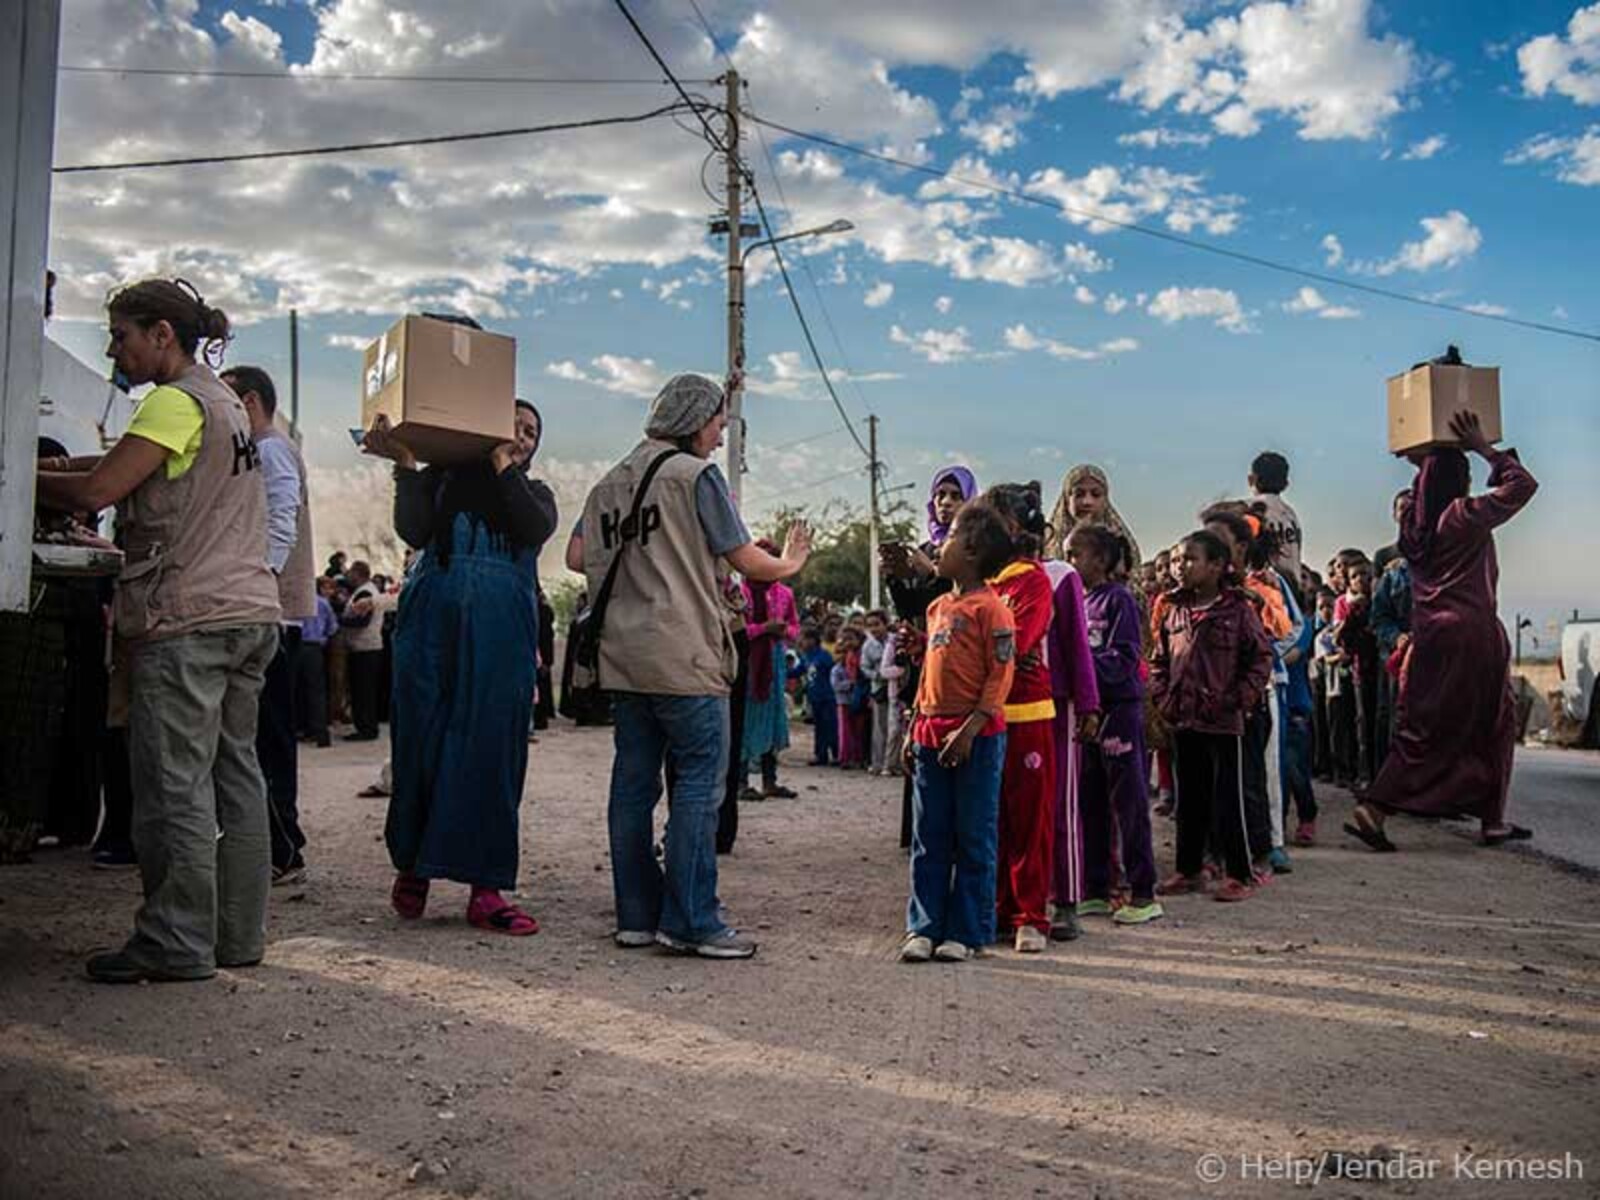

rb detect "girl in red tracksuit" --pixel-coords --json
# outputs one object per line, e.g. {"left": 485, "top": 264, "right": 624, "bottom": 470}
{"left": 983, "top": 484, "right": 1058, "bottom": 953}
{"left": 1150, "top": 529, "right": 1274, "bottom": 903}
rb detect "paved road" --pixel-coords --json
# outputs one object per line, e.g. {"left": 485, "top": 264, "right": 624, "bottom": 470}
{"left": 1504, "top": 747, "right": 1600, "bottom": 873}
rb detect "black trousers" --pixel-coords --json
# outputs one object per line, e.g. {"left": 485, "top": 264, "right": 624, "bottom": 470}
{"left": 296, "top": 639, "right": 329, "bottom": 743}
{"left": 1173, "top": 729, "right": 1251, "bottom": 884}
{"left": 348, "top": 649, "right": 383, "bottom": 738}
{"left": 1352, "top": 667, "right": 1378, "bottom": 784}
{"left": 1311, "top": 674, "right": 1332, "bottom": 779}
{"left": 716, "top": 631, "right": 750, "bottom": 855}
{"left": 96, "top": 726, "right": 134, "bottom": 853}
{"left": 1328, "top": 680, "right": 1358, "bottom": 785}
{"left": 257, "top": 626, "right": 305, "bottom": 870}
{"left": 1240, "top": 702, "right": 1274, "bottom": 861}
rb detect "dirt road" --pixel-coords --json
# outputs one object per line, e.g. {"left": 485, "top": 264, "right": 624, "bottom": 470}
{"left": 3, "top": 725, "right": 1598, "bottom": 1198}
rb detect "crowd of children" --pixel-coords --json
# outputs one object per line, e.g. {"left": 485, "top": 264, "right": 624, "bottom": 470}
{"left": 872, "top": 450, "right": 1424, "bottom": 962}
{"left": 741, "top": 447, "right": 1431, "bottom": 963}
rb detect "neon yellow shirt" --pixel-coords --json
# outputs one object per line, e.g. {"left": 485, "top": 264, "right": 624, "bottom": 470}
{"left": 126, "top": 385, "right": 204, "bottom": 479}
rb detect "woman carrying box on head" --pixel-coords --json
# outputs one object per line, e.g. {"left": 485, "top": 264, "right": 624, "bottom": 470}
{"left": 1347, "top": 412, "right": 1537, "bottom": 853}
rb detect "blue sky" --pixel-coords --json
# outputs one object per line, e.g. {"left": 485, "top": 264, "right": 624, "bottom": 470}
{"left": 47, "top": 0, "right": 1599, "bottom": 634}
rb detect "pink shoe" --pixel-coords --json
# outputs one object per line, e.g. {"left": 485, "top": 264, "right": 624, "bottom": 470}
{"left": 391, "top": 872, "right": 429, "bottom": 920}
{"left": 467, "top": 890, "right": 539, "bottom": 936}
{"left": 1292, "top": 821, "right": 1316, "bottom": 847}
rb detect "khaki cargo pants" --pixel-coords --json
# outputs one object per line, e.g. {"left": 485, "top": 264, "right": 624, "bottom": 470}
{"left": 124, "top": 623, "right": 278, "bottom": 977}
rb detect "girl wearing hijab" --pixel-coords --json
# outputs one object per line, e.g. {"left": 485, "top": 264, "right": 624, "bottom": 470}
{"left": 884, "top": 465, "right": 978, "bottom": 623}
{"left": 363, "top": 393, "right": 558, "bottom": 935}
{"left": 883, "top": 465, "right": 978, "bottom": 846}
{"left": 740, "top": 540, "right": 802, "bottom": 799}
{"left": 1348, "top": 412, "right": 1537, "bottom": 852}
{"left": 1047, "top": 464, "right": 1142, "bottom": 578}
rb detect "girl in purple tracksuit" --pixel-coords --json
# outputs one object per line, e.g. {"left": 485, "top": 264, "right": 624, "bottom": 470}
{"left": 1068, "top": 526, "right": 1161, "bottom": 924}
{"left": 1043, "top": 548, "right": 1100, "bottom": 942}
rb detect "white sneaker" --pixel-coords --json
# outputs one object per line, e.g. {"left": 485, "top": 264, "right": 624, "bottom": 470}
{"left": 614, "top": 929, "right": 655, "bottom": 948}
{"left": 900, "top": 934, "right": 933, "bottom": 963}
{"left": 1014, "top": 926, "right": 1047, "bottom": 954}
{"left": 933, "top": 941, "right": 974, "bottom": 962}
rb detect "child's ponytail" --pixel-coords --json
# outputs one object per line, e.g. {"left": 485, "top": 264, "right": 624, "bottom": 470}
{"left": 983, "top": 481, "right": 1047, "bottom": 559}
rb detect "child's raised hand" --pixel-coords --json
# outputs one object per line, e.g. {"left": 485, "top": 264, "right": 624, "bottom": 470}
{"left": 1076, "top": 711, "right": 1102, "bottom": 743}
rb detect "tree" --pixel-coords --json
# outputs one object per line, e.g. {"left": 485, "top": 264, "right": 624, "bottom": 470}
{"left": 758, "top": 498, "right": 916, "bottom": 610}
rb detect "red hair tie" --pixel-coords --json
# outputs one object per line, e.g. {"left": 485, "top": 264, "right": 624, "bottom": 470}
{"left": 1244, "top": 514, "right": 1262, "bottom": 538}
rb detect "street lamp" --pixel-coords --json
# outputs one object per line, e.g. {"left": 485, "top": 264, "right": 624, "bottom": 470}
{"left": 741, "top": 218, "right": 855, "bottom": 266}
{"left": 725, "top": 217, "right": 854, "bottom": 506}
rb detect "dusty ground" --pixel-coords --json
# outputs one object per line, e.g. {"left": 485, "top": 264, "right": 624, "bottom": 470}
{"left": 2, "top": 723, "right": 1599, "bottom": 1199}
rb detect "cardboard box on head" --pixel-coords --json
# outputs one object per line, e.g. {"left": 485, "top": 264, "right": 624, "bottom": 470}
{"left": 1386, "top": 351, "right": 1501, "bottom": 455}
{"left": 360, "top": 315, "right": 515, "bottom": 464}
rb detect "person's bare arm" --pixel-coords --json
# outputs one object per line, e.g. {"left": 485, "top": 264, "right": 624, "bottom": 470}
{"left": 724, "top": 522, "right": 812, "bottom": 582}
{"left": 35, "top": 436, "right": 168, "bottom": 513}
{"left": 564, "top": 529, "right": 585, "bottom": 574}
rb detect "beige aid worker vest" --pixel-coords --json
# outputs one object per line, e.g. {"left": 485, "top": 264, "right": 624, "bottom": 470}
{"left": 581, "top": 439, "right": 737, "bottom": 697}
{"left": 113, "top": 363, "right": 282, "bottom": 642}
{"left": 256, "top": 425, "right": 317, "bottom": 621}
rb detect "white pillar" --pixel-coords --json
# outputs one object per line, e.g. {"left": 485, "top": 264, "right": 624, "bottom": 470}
{"left": 0, "top": 0, "right": 62, "bottom": 611}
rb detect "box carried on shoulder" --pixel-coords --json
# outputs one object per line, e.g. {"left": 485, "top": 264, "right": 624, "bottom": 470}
{"left": 360, "top": 315, "right": 515, "bottom": 464}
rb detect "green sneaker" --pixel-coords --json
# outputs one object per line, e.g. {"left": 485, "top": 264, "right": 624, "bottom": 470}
{"left": 1076, "top": 898, "right": 1114, "bottom": 918}
{"left": 1112, "top": 901, "right": 1166, "bottom": 926}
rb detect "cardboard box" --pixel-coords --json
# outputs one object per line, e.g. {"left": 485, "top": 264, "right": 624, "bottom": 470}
{"left": 1386, "top": 362, "right": 1501, "bottom": 455}
{"left": 360, "top": 315, "right": 515, "bottom": 463}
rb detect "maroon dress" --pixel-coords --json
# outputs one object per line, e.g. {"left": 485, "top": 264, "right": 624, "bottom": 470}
{"left": 1366, "top": 449, "right": 1537, "bottom": 823}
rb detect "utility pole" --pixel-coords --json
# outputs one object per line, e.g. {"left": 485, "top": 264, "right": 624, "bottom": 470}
{"left": 721, "top": 68, "right": 745, "bottom": 508}
{"left": 289, "top": 307, "right": 300, "bottom": 438}
{"left": 868, "top": 413, "right": 881, "bottom": 610}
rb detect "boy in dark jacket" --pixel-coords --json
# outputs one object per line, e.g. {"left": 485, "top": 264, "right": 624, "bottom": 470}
{"left": 1151, "top": 530, "right": 1274, "bottom": 903}
{"left": 794, "top": 627, "right": 838, "bottom": 765}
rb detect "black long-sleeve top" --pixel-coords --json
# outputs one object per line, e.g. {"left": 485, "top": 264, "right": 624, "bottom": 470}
{"left": 394, "top": 462, "right": 558, "bottom": 561}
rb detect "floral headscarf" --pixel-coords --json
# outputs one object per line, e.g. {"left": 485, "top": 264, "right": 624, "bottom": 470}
{"left": 1047, "top": 463, "right": 1142, "bottom": 569}
{"left": 926, "top": 465, "right": 978, "bottom": 547}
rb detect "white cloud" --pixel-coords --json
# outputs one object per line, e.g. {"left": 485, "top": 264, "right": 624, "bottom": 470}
{"left": 1103, "top": 292, "right": 1129, "bottom": 314}
{"left": 934, "top": 295, "right": 954, "bottom": 314}
{"left": 1507, "top": 126, "right": 1600, "bottom": 186}
{"left": 1368, "top": 210, "right": 1483, "bottom": 275}
{"left": 1281, "top": 286, "right": 1361, "bottom": 319}
{"left": 1518, "top": 2, "right": 1600, "bottom": 105}
{"left": 1463, "top": 301, "right": 1510, "bottom": 317}
{"left": 219, "top": 11, "right": 285, "bottom": 62}
{"left": 1026, "top": 164, "right": 1243, "bottom": 235}
{"left": 544, "top": 355, "right": 667, "bottom": 397}
{"left": 1321, "top": 233, "right": 1344, "bottom": 267}
{"left": 863, "top": 281, "right": 895, "bottom": 308}
{"left": 1116, "top": 126, "right": 1213, "bottom": 149}
{"left": 1146, "top": 286, "right": 1250, "bottom": 331}
{"left": 1004, "top": 323, "right": 1140, "bottom": 361}
{"left": 1116, "top": 0, "right": 1416, "bottom": 141}
{"left": 325, "top": 333, "right": 373, "bottom": 350}
{"left": 1073, "top": 284, "right": 1098, "bottom": 306}
{"left": 1400, "top": 134, "right": 1448, "bottom": 160}
{"left": 959, "top": 103, "right": 1033, "bottom": 155}
{"left": 889, "top": 324, "right": 973, "bottom": 364}
{"left": 1062, "top": 242, "right": 1113, "bottom": 274}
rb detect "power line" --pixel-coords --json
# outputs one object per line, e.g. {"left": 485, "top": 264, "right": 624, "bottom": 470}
{"left": 614, "top": 0, "right": 874, "bottom": 463}
{"left": 744, "top": 112, "right": 1600, "bottom": 346}
{"left": 756, "top": 425, "right": 849, "bottom": 453}
{"left": 60, "top": 64, "right": 699, "bottom": 86}
{"left": 53, "top": 103, "right": 692, "bottom": 173}
{"left": 744, "top": 465, "right": 864, "bottom": 505}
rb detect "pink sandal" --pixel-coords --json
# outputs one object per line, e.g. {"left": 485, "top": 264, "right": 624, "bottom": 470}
{"left": 467, "top": 890, "right": 539, "bottom": 936}
{"left": 392, "top": 872, "right": 429, "bottom": 920}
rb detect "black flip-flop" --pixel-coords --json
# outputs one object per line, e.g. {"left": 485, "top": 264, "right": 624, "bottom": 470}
{"left": 1343, "top": 821, "right": 1398, "bottom": 853}
{"left": 1481, "top": 824, "right": 1534, "bottom": 846}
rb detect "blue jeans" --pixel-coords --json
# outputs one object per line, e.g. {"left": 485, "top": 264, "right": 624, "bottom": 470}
{"left": 609, "top": 692, "right": 730, "bottom": 943}
{"left": 907, "top": 733, "right": 1004, "bottom": 948}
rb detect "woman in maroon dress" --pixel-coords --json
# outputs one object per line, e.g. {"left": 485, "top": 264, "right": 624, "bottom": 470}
{"left": 1347, "top": 412, "right": 1537, "bottom": 851}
